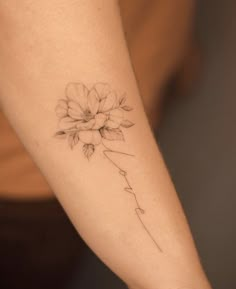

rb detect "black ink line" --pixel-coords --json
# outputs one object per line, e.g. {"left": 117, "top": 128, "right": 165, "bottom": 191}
{"left": 102, "top": 142, "right": 163, "bottom": 252}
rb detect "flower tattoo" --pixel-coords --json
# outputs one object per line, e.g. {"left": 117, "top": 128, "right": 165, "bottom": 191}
{"left": 55, "top": 83, "right": 134, "bottom": 159}
{"left": 54, "top": 82, "right": 162, "bottom": 252}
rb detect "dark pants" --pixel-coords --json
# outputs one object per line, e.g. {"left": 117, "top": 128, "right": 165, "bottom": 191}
{"left": 0, "top": 198, "right": 84, "bottom": 289}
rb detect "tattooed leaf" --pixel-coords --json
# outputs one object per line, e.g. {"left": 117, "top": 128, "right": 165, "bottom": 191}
{"left": 121, "top": 105, "right": 133, "bottom": 111}
{"left": 119, "top": 94, "right": 127, "bottom": 106}
{"left": 120, "top": 120, "right": 134, "bottom": 128}
{"left": 83, "top": 144, "right": 95, "bottom": 159}
{"left": 68, "top": 132, "right": 79, "bottom": 149}
{"left": 55, "top": 131, "right": 67, "bottom": 139}
{"left": 100, "top": 127, "right": 124, "bottom": 141}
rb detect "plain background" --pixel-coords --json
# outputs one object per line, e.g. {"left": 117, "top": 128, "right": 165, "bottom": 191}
{"left": 69, "top": 0, "right": 235, "bottom": 288}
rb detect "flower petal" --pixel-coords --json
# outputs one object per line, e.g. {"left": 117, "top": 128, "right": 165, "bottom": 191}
{"left": 98, "top": 98, "right": 106, "bottom": 113}
{"left": 57, "top": 99, "right": 68, "bottom": 109}
{"left": 93, "top": 113, "right": 107, "bottom": 129}
{"left": 55, "top": 100, "right": 68, "bottom": 118}
{"left": 76, "top": 119, "right": 95, "bottom": 130}
{"left": 56, "top": 106, "right": 67, "bottom": 118}
{"left": 87, "top": 89, "right": 99, "bottom": 115}
{"left": 93, "top": 83, "right": 111, "bottom": 100}
{"left": 66, "top": 83, "right": 89, "bottom": 112}
{"left": 68, "top": 101, "right": 84, "bottom": 119}
{"left": 59, "top": 117, "right": 78, "bottom": 130}
{"left": 99, "top": 92, "right": 117, "bottom": 112}
{"left": 106, "top": 108, "right": 123, "bottom": 128}
{"left": 79, "top": 130, "right": 101, "bottom": 145}
{"left": 105, "top": 119, "right": 120, "bottom": 129}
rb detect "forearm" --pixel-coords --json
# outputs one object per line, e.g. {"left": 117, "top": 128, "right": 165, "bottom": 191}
{"left": 0, "top": 1, "right": 211, "bottom": 288}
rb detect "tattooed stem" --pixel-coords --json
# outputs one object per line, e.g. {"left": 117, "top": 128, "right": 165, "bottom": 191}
{"left": 55, "top": 82, "right": 162, "bottom": 251}
{"left": 102, "top": 142, "right": 163, "bottom": 252}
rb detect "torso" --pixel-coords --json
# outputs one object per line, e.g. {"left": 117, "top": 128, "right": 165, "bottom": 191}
{"left": 0, "top": 110, "right": 53, "bottom": 200}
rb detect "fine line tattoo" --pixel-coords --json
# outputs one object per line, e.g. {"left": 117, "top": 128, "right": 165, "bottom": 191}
{"left": 54, "top": 82, "right": 162, "bottom": 252}
{"left": 102, "top": 142, "right": 163, "bottom": 252}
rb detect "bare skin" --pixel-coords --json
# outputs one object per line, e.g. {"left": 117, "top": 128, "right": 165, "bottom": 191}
{"left": 0, "top": 1, "right": 211, "bottom": 289}
{"left": 0, "top": 0, "right": 196, "bottom": 200}
{"left": 120, "top": 0, "right": 196, "bottom": 124}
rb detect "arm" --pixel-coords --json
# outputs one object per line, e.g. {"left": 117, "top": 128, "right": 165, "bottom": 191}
{"left": 0, "top": 1, "right": 211, "bottom": 288}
